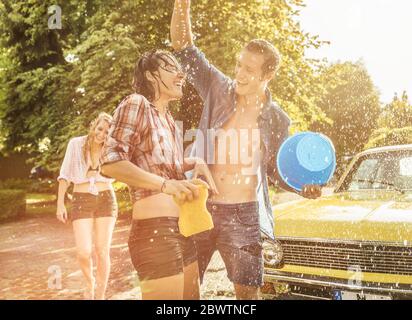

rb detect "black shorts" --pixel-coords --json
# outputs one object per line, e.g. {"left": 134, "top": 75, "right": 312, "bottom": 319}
{"left": 70, "top": 190, "right": 118, "bottom": 221}
{"left": 128, "top": 217, "right": 198, "bottom": 281}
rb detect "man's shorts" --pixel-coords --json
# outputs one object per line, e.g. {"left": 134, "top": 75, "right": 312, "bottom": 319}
{"left": 194, "top": 201, "right": 263, "bottom": 287}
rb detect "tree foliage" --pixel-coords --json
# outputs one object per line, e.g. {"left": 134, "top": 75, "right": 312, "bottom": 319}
{"left": 311, "top": 61, "right": 381, "bottom": 161}
{"left": 1, "top": 0, "right": 329, "bottom": 173}
{"left": 365, "top": 92, "right": 412, "bottom": 149}
{"left": 0, "top": 0, "right": 99, "bottom": 166}
{"left": 377, "top": 91, "right": 412, "bottom": 129}
{"left": 0, "top": 47, "right": 9, "bottom": 155}
{"left": 365, "top": 127, "right": 412, "bottom": 149}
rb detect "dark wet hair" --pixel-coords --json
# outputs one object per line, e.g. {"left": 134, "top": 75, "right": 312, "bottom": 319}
{"left": 132, "top": 50, "right": 180, "bottom": 101}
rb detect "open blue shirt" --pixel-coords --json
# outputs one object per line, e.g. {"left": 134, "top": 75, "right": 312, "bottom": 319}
{"left": 175, "top": 45, "right": 292, "bottom": 239}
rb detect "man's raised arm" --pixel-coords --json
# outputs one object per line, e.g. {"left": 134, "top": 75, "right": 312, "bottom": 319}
{"left": 171, "top": 0, "right": 193, "bottom": 51}
{"left": 171, "top": 0, "right": 231, "bottom": 101}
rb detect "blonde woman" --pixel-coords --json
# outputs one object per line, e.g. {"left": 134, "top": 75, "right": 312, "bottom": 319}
{"left": 56, "top": 112, "right": 118, "bottom": 300}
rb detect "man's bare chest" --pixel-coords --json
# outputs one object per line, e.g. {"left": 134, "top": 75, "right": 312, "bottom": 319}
{"left": 213, "top": 109, "right": 261, "bottom": 166}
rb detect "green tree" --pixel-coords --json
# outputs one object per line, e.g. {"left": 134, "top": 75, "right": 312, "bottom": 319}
{"left": 365, "top": 92, "right": 412, "bottom": 149}
{"left": 0, "top": 0, "right": 102, "bottom": 168}
{"left": 377, "top": 91, "right": 412, "bottom": 129}
{"left": 0, "top": 47, "right": 9, "bottom": 155}
{"left": 311, "top": 61, "right": 381, "bottom": 162}
{"left": 1, "top": 0, "right": 329, "bottom": 173}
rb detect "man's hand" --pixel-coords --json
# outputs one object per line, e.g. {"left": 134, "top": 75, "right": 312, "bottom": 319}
{"left": 193, "top": 158, "right": 219, "bottom": 195}
{"left": 299, "top": 184, "right": 322, "bottom": 199}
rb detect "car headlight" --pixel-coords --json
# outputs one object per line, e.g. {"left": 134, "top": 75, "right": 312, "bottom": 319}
{"left": 263, "top": 240, "right": 283, "bottom": 268}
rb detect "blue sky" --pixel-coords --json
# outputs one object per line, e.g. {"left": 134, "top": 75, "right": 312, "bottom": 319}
{"left": 299, "top": 0, "right": 412, "bottom": 104}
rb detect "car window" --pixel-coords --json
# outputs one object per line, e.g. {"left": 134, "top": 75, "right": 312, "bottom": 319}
{"left": 400, "top": 157, "right": 412, "bottom": 177}
{"left": 339, "top": 150, "right": 412, "bottom": 192}
{"left": 348, "top": 159, "right": 379, "bottom": 190}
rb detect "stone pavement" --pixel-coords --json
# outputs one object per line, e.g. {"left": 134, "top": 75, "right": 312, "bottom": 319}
{"left": 1, "top": 189, "right": 333, "bottom": 300}
{"left": 0, "top": 215, "right": 233, "bottom": 300}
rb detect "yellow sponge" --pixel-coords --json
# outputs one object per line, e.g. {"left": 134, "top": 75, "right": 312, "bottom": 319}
{"left": 174, "top": 179, "right": 214, "bottom": 237}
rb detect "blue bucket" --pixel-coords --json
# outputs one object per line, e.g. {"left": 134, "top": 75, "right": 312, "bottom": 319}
{"left": 276, "top": 132, "right": 336, "bottom": 192}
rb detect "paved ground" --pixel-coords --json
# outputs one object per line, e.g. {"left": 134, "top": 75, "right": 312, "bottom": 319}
{"left": 0, "top": 215, "right": 233, "bottom": 300}
{"left": 0, "top": 189, "right": 333, "bottom": 300}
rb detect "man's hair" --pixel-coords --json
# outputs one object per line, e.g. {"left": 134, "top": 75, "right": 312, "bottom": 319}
{"left": 244, "top": 39, "right": 281, "bottom": 77}
{"left": 132, "top": 50, "right": 178, "bottom": 101}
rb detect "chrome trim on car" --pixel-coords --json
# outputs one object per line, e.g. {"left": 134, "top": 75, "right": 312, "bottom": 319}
{"left": 275, "top": 238, "right": 412, "bottom": 276}
{"left": 276, "top": 236, "right": 411, "bottom": 247}
{"left": 264, "top": 270, "right": 412, "bottom": 295}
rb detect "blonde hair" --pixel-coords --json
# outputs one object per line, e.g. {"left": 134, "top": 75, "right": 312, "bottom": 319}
{"left": 82, "top": 112, "right": 113, "bottom": 166}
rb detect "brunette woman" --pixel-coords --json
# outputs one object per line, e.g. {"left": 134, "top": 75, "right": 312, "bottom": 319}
{"left": 100, "top": 50, "right": 217, "bottom": 300}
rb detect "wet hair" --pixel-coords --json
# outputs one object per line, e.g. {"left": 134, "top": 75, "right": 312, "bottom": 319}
{"left": 132, "top": 50, "right": 180, "bottom": 101}
{"left": 244, "top": 39, "right": 281, "bottom": 77}
{"left": 82, "top": 112, "right": 113, "bottom": 165}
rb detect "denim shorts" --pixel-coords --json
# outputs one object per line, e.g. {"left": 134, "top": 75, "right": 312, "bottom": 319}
{"left": 193, "top": 201, "right": 263, "bottom": 287}
{"left": 70, "top": 190, "right": 118, "bottom": 221}
{"left": 128, "top": 217, "right": 198, "bottom": 281}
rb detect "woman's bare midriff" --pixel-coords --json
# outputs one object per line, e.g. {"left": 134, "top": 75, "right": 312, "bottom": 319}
{"left": 132, "top": 193, "right": 180, "bottom": 220}
{"left": 73, "top": 182, "right": 113, "bottom": 193}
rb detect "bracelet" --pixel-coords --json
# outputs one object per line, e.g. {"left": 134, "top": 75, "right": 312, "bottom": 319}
{"left": 160, "top": 179, "right": 167, "bottom": 193}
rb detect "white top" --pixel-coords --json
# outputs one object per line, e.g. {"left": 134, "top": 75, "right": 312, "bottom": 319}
{"left": 57, "top": 135, "right": 114, "bottom": 194}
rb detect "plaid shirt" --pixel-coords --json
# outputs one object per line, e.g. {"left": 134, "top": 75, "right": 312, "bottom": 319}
{"left": 101, "top": 93, "right": 185, "bottom": 203}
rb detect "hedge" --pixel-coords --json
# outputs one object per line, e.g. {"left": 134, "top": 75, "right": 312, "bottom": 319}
{"left": 365, "top": 127, "right": 412, "bottom": 149}
{"left": 0, "top": 178, "right": 57, "bottom": 194}
{"left": 0, "top": 189, "right": 26, "bottom": 222}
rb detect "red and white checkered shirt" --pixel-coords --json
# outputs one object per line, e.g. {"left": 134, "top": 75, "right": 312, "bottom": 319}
{"left": 101, "top": 93, "right": 185, "bottom": 204}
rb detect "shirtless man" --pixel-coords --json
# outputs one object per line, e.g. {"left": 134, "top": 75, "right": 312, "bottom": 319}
{"left": 171, "top": 0, "right": 322, "bottom": 299}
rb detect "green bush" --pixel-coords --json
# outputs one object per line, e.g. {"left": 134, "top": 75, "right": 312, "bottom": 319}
{"left": 28, "top": 179, "right": 57, "bottom": 194}
{"left": 365, "top": 127, "right": 412, "bottom": 149}
{"left": 0, "top": 178, "right": 57, "bottom": 194}
{"left": 0, "top": 178, "right": 30, "bottom": 190}
{"left": 0, "top": 189, "right": 26, "bottom": 222}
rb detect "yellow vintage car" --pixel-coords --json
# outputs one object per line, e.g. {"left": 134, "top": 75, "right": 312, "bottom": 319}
{"left": 262, "top": 144, "right": 412, "bottom": 300}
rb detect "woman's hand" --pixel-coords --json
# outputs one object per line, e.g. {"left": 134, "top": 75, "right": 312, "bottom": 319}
{"left": 56, "top": 204, "right": 68, "bottom": 223}
{"left": 162, "top": 179, "right": 200, "bottom": 202}
{"left": 192, "top": 158, "right": 219, "bottom": 195}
